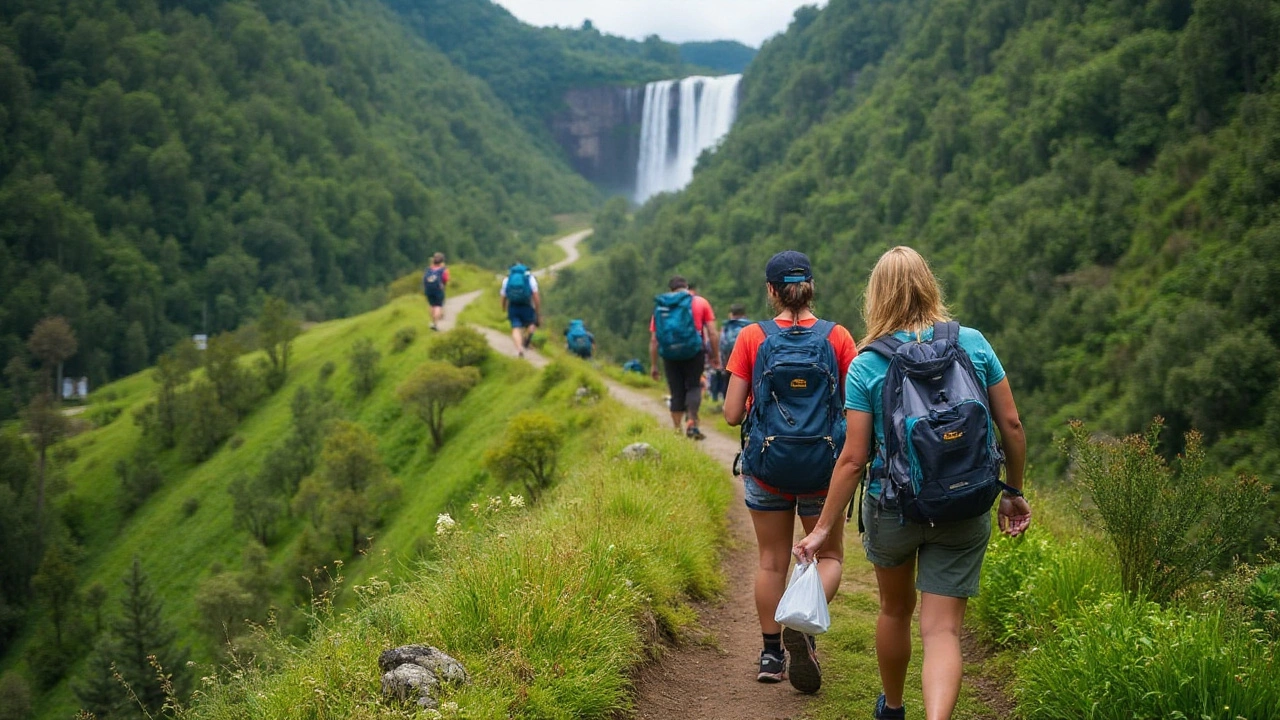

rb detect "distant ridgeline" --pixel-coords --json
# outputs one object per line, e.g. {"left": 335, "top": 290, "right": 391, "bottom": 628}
{"left": 383, "top": 0, "right": 756, "bottom": 197}
{"left": 557, "top": 0, "right": 1280, "bottom": 509}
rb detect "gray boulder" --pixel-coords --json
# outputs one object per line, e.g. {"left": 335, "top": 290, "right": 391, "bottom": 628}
{"left": 619, "top": 442, "right": 659, "bottom": 461}
{"left": 379, "top": 644, "right": 468, "bottom": 709}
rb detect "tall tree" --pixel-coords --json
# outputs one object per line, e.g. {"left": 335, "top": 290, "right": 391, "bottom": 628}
{"left": 20, "top": 394, "right": 68, "bottom": 534}
{"left": 257, "top": 296, "right": 300, "bottom": 391}
{"left": 30, "top": 541, "right": 78, "bottom": 648}
{"left": 27, "top": 317, "right": 77, "bottom": 400}
{"left": 293, "top": 421, "right": 399, "bottom": 554}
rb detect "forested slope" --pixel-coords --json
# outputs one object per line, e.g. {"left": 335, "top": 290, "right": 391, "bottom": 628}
{"left": 385, "top": 0, "right": 719, "bottom": 146}
{"left": 559, "top": 0, "right": 1280, "bottom": 523}
{"left": 0, "top": 0, "right": 595, "bottom": 419}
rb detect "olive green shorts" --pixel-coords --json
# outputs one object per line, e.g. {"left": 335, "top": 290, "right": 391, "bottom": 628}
{"left": 861, "top": 495, "right": 992, "bottom": 598}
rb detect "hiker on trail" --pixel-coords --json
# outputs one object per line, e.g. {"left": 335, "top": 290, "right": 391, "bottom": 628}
{"left": 501, "top": 263, "right": 540, "bottom": 359}
{"left": 723, "top": 250, "right": 857, "bottom": 694}
{"left": 711, "top": 303, "right": 751, "bottom": 402}
{"left": 622, "top": 358, "right": 645, "bottom": 375}
{"left": 650, "top": 275, "right": 719, "bottom": 440}
{"left": 793, "top": 246, "right": 1030, "bottom": 720}
{"left": 564, "top": 319, "right": 595, "bottom": 360}
{"left": 423, "top": 252, "right": 449, "bottom": 331}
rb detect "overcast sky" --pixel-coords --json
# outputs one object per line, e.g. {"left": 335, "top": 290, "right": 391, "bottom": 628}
{"left": 492, "top": 0, "right": 827, "bottom": 47}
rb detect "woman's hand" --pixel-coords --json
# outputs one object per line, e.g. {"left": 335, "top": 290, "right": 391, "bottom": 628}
{"left": 793, "top": 526, "right": 830, "bottom": 564}
{"left": 998, "top": 495, "right": 1032, "bottom": 537}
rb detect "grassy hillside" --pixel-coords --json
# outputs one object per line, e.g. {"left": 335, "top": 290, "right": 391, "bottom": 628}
{"left": 0, "top": 0, "right": 597, "bottom": 420}
{"left": 557, "top": 0, "right": 1280, "bottom": 516}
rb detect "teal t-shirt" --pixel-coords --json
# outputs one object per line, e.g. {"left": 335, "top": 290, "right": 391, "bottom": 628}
{"left": 845, "top": 325, "right": 1006, "bottom": 497}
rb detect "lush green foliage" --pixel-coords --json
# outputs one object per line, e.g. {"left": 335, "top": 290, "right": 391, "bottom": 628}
{"left": 396, "top": 360, "right": 481, "bottom": 449}
{"left": 385, "top": 0, "right": 711, "bottom": 145}
{"left": 1064, "top": 418, "right": 1266, "bottom": 602}
{"left": 0, "top": 0, "right": 596, "bottom": 419}
{"left": 556, "top": 0, "right": 1280, "bottom": 527}
{"left": 483, "top": 410, "right": 564, "bottom": 501}
{"left": 679, "top": 40, "right": 757, "bottom": 74}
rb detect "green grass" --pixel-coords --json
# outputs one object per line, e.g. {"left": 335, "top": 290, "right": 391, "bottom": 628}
{"left": 13, "top": 292, "right": 620, "bottom": 718}
{"left": 187, "top": 382, "right": 732, "bottom": 719}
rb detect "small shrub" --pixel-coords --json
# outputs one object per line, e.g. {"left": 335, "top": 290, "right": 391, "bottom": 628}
{"left": 229, "top": 435, "right": 245, "bottom": 450}
{"left": 1063, "top": 418, "right": 1267, "bottom": 603}
{"left": 85, "top": 404, "right": 122, "bottom": 427}
{"left": 428, "top": 326, "right": 490, "bottom": 368}
{"left": 484, "top": 411, "right": 563, "bottom": 502}
{"left": 318, "top": 360, "right": 336, "bottom": 383}
{"left": 348, "top": 338, "right": 381, "bottom": 397}
{"left": 182, "top": 497, "right": 200, "bottom": 518}
{"left": 387, "top": 272, "right": 422, "bottom": 299}
{"left": 537, "top": 361, "right": 570, "bottom": 398}
{"left": 396, "top": 362, "right": 481, "bottom": 449}
{"left": 391, "top": 326, "right": 418, "bottom": 353}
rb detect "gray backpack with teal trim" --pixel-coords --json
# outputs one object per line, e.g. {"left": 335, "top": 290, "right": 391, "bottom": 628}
{"left": 866, "top": 321, "right": 1009, "bottom": 525}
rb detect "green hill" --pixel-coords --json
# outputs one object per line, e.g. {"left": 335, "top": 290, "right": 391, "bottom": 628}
{"left": 679, "top": 40, "right": 757, "bottom": 74}
{"left": 0, "top": 0, "right": 596, "bottom": 421}
{"left": 0, "top": 263, "right": 730, "bottom": 718}
{"left": 556, "top": 0, "right": 1280, "bottom": 514}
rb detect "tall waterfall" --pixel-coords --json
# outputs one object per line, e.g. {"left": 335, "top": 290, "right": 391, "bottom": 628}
{"left": 634, "top": 74, "right": 742, "bottom": 203}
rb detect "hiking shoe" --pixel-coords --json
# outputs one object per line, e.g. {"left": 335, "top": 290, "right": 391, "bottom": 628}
{"left": 757, "top": 649, "right": 785, "bottom": 683}
{"left": 685, "top": 424, "right": 706, "bottom": 441}
{"left": 430, "top": 323, "right": 439, "bottom": 331}
{"left": 517, "top": 351, "right": 525, "bottom": 359}
{"left": 874, "top": 694, "right": 905, "bottom": 719}
{"left": 783, "top": 628, "right": 821, "bottom": 694}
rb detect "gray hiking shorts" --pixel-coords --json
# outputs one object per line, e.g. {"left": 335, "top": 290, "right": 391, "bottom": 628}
{"left": 861, "top": 494, "right": 991, "bottom": 598}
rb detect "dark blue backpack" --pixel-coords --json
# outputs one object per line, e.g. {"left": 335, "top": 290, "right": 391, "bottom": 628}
{"left": 653, "top": 292, "right": 702, "bottom": 361}
{"left": 423, "top": 266, "right": 445, "bottom": 295}
{"left": 566, "top": 319, "right": 593, "bottom": 355}
{"left": 506, "top": 265, "right": 532, "bottom": 305}
{"left": 866, "top": 321, "right": 1010, "bottom": 526}
{"left": 741, "top": 320, "right": 845, "bottom": 494}
{"left": 720, "top": 317, "right": 753, "bottom": 364}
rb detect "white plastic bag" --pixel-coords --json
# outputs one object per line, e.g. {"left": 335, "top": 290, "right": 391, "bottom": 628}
{"left": 774, "top": 561, "right": 830, "bottom": 635}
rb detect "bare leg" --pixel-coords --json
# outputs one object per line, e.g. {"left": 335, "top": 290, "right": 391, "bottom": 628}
{"left": 874, "top": 560, "right": 917, "bottom": 710}
{"left": 749, "top": 509, "right": 796, "bottom": 635}
{"left": 800, "top": 513, "right": 845, "bottom": 601}
{"left": 511, "top": 327, "right": 524, "bottom": 355}
{"left": 669, "top": 411, "right": 683, "bottom": 429}
{"left": 919, "top": 593, "right": 967, "bottom": 720}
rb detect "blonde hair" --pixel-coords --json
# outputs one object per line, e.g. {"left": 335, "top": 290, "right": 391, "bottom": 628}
{"left": 861, "top": 246, "right": 950, "bottom": 347}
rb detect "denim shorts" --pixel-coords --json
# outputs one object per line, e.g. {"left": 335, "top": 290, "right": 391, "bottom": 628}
{"left": 743, "top": 475, "right": 826, "bottom": 517}
{"left": 861, "top": 494, "right": 991, "bottom": 598}
{"left": 507, "top": 304, "right": 536, "bottom": 328}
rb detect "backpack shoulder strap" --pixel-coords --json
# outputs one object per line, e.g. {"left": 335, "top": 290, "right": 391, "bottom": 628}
{"left": 866, "top": 334, "right": 903, "bottom": 359}
{"left": 933, "top": 321, "right": 960, "bottom": 346}
{"left": 811, "top": 319, "right": 836, "bottom": 338}
{"left": 759, "top": 320, "right": 782, "bottom": 337}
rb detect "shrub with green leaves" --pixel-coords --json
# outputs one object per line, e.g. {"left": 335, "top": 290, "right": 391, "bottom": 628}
{"left": 390, "top": 326, "right": 418, "bottom": 353}
{"left": 428, "top": 326, "right": 491, "bottom": 368}
{"left": 347, "top": 338, "right": 381, "bottom": 398}
{"left": 396, "top": 362, "right": 482, "bottom": 449}
{"left": 1063, "top": 418, "right": 1267, "bottom": 603}
{"left": 484, "top": 411, "right": 563, "bottom": 501}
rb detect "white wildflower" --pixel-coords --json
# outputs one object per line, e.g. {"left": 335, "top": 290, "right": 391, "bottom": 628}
{"left": 435, "top": 513, "right": 457, "bottom": 536}
{"left": 508, "top": 494, "right": 526, "bottom": 508}
{"left": 488, "top": 495, "right": 504, "bottom": 513}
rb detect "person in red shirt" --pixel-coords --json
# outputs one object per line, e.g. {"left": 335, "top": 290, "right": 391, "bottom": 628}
{"left": 723, "top": 250, "right": 857, "bottom": 691}
{"left": 649, "top": 275, "right": 719, "bottom": 439}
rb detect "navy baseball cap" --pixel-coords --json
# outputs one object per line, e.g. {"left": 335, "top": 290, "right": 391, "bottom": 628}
{"left": 765, "top": 250, "right": 813, "bottom": 284}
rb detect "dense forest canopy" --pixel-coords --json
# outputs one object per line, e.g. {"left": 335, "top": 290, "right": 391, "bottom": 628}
{"left": 384, "top": 0, "right": 724, "bottom": 147}
{"left": 556, "top": 0, "right": 1280, "bottom": 525}
{"left": 679, "top": 40, "right": 758, "bottom": 74}
{"left": 0, "top": 0, "right": 599, "bottom": 419}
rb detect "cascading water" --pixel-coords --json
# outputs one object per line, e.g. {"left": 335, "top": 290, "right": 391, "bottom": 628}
{"left": 634, "top": 74, "right": 742, "bottom": 203}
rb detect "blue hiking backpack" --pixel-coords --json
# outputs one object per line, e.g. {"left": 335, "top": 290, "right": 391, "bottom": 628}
{"left": 741, "top": 320, "right": 845, "bottom": 494}
{"left": 653, "top": 292, "right": 702, "bottom": 361}
{"left": 566, "top": 319, "right": 593, "bottom": 356}
{"left": 423, "top": 266, "right": 445, "bottom": 295}
{"left": 506, "top": 265, "right": 532, "bottom": 305}
{"left": 866, "top": 321, "right": 1010, "bottom": 526}
{"left": 720, "top": 317, "right": 753, "bottom": 364}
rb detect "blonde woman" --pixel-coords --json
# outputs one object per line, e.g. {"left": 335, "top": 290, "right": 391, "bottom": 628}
{"left": 794, "top": 246, "right": 1030, "bottom": 720}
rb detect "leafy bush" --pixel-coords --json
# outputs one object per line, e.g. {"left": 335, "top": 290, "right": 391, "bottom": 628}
{"left": 1016, "top": 594, "right": 1280, "bottom": 719}
{"left": 391, "top": 326, "right": 418, "bottom": 354}
{"left": 428, "top": 326, "right": 491, "bottom": 368}
{"left": 347, "top": 339, "right": 381, "bottom": 398}
{"left": 1063, "top": 418, "right": 1267, "bottom": 603}
{"left": 484, "top": 411, "right": 564, "bottom": 501}
{"left": 537, "top": 361, "right": 570, "bottom": 398}
{"left": 396, "top": 362, "right": 482, "bottom": 449}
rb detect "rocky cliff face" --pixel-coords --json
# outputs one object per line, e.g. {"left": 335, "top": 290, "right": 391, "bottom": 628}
{"left": 550, "top": 86, "right": 643, "bottom": 198}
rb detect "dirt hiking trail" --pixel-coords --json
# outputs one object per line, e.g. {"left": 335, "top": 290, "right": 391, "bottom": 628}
{"left": 448, "top": 229, "right": 1006, "bottom": 719}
